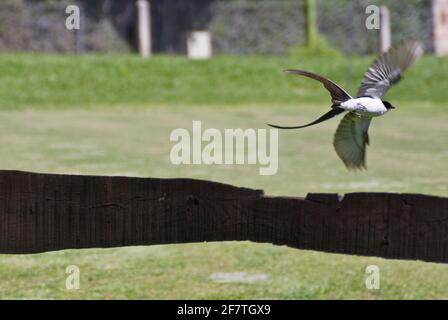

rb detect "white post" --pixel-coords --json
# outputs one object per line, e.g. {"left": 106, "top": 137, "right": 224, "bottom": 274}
{"left": 379, "top": 6, "right": 391, "bottom": 53}
{"left": 432, "top": 0, "right": 448, "bottom": 56}
{"left": 137, "top": 0, "right": 151, "bottom": 58}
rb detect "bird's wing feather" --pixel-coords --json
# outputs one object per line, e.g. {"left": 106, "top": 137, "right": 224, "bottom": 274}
{"left": 268, "top": 107, "right": 345, "bottom": 129}
{"left": 285, "top": 69, "right": 352, "bottom": 104}
{"left": 356, "top": 42, "right": 423, "bottom": 99}
{"left": 333, "top": 113, "right": 372, "bottom": 169}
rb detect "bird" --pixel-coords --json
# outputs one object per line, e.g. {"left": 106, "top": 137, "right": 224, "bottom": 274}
{"left": 268, "top": 41, "right": 423, "bottom": 170}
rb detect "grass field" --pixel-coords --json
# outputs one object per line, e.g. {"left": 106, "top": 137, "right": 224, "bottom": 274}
{"left": 0, "top": 54, "right": 447, "bottom": 299}
{"left": 1, "top": 54, "right": 448, "bottom": 109}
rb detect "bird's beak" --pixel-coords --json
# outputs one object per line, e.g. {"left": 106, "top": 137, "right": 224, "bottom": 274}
{"left": 390, "top": 105, "right": 396, "bottom": 109}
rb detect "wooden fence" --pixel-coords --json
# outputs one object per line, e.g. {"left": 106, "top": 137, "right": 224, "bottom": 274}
{"left": 0, "top": 170, "right": 447, "bottom": 263}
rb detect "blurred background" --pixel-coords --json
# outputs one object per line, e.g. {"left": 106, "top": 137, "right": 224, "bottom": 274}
{"left": 0, "top": 0, "right": 447, "bottom": 299}
{"left": 0, "top": 0, "right": 435, "bottom": 54}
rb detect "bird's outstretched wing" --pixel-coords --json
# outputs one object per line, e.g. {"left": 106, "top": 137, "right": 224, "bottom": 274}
{"left": 268, "top": 107, "right": 345, "bottom": 129}
{"left": 356, "top": 42, "right": 423, "bottom": 99}
{"left": 333, "top": 113, "right": 372, "bottom": 170}
{"left": 285, "top": 69, "right": 352, "bottom": 104}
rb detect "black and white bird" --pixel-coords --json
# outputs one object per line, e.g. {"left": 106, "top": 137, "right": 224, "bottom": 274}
{"left": 269, "top": 42, "right": 423, "bottom": 169}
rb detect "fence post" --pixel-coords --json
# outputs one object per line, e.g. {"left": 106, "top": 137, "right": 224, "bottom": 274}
{"left": 75, "top": 3, "right": 84, "bottom": 53}
{"left": 305, "top": 0, "right": 318, "bottom": 46}
{"left": 379, "top": 6, "right": 391, "bottom": 53}
{"left": 137, "top": 0, "right": 151, "bottom": 57}
{"left": 432, "top": 0, "right": 448, "bottom": 56}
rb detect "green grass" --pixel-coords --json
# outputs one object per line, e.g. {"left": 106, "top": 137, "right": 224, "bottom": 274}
{"left": 0, "top": 53, "right": 448, "bottom": 109}
{"left": 0, "top": 54, "right": 447, "bottom": 299}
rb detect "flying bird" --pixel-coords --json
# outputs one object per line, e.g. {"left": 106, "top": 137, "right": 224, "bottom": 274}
{"left": 268, "top": 42, "right": 423, "bottom": 169}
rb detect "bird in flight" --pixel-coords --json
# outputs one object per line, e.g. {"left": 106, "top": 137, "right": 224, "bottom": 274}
{"left": 268, "top": 42, "right": 423, "bottom": 169}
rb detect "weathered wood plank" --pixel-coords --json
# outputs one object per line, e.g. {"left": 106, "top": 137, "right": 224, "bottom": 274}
{"left": 0, "top": 170, "right": 447, "bottom": 263}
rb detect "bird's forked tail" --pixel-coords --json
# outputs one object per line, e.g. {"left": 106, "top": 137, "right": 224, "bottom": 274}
{"left": 267, "top": 69, "right": 352, "bottom": 129}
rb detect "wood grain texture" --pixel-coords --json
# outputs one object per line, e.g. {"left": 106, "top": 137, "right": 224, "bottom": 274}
{"left": 0, "top": 170, "right": 447, "bottom": 263}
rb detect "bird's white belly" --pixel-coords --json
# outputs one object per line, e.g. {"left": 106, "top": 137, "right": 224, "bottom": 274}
{"left": 340, "top": 98, "right": 387, "bottom": 116}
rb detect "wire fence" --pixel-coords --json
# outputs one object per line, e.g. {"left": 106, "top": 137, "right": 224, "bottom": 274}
{"left": 210, "top": 0, "right": 433, "bottom": 55}
{"left": 0, "top": 0, "right": 434, "bottom": 55}
{"left": 0, "top": 0, "right": 134, "bottom": 53}
{"left": 209, "top": 1, "right": 305, "bottom": 55}
{"left": 316, "top": 0, "right": 433, "bottom": 54}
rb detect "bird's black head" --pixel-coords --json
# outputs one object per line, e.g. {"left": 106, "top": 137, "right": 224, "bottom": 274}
{"left": 383, "top": 101, "right": 395, "bottom": 110}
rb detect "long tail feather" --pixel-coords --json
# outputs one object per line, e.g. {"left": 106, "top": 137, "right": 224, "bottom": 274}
{"left": 268, "top": 107, "right": 345, "bottom": 129}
